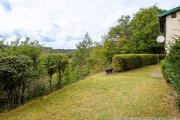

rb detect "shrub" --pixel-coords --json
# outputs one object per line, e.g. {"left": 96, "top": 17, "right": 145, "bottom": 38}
{"left": 160, "top": 59, "right": 171, "bottom": 83}
{"left": 40, "top": 53, "right": 69, "bottom": 91}
{"left": 0, "top": 55, "right": 33, "bottom": 108}
{"left": 112, "top": 54, "right": 165, "bottom": 72}
{"left": 167, "top": 38, "right": 180, "bottom": 95}
{"left": 160, "top": 36, "right": 180, "bottom": 108}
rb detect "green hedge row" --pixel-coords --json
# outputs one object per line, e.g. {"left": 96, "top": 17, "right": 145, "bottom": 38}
{"left": 112, "top": 54, "right": 165, "bottom": 72}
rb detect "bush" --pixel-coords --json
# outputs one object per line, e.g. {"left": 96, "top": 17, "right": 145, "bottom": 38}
{"left": 160, "top": 59, "right": 171, "bottom": 83}
{"left": 160, "top": 36, "right": 180, "bottom": 108}
{"left": 167, "top": 37, "right": 180, "bottom": 95}
{"left": 112, "top": 54, "right": 165, "bottom": 72}
{"left": 0, "top": 55, "right": 33, "bottom": 108}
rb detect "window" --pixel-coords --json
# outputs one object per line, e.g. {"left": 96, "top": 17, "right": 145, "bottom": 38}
{"left": 171, "top": 13, "right": 176, "bottom": 18}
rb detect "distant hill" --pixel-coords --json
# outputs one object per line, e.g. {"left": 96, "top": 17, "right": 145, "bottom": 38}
{"left": 42, "top": 47, "right": 76, "bottom": 53}
{"left": 42, "top": 47, "right": 76, "bottom": 58}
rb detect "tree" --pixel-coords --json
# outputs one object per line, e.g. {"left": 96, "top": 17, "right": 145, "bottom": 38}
{"left": 88, "top": 43, "right": 109, "bottom": 72}
{"left": 40, "top": 53, "right": 69, "bottom": 91}
{"left": 108, "top": 15, "right": 131, "bottom": 40}
{"left": 129, "top": 5, "right": 165, "bottom": 53}
{"left": 40, "top": 54, "right": 57, "bottom": 91}
{"left": 2, "top": 37, "right": 44, "bottom": 79}
{"left": 104, "top": 6, "right": 165, "bottom": 57}
{"left": 103, "top": 15, "right": 133, "bottom": 63}
{"left": 55, "top": 53, "right": 68, "bottom": 89}
{"left": 0, "top": 55, "right": 32, "bottom": 108}
{"left": 72, "top": 32, "right": 93, "bottom": 78}
{"left": 76, "top": 32, "right": 93, "bottom": 49}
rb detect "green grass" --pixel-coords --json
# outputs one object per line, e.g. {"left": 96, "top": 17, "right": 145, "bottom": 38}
{"left": 0, "top": 65, "right": 179, "bottom": 120}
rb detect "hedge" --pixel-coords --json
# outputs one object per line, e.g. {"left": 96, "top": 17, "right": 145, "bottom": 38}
{"left": 112, "top": 54, "right": 165, "bottom": 72}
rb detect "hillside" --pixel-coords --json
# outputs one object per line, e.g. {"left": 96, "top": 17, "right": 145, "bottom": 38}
{"left": 0, "top": 65, "right": 179, "bottom": 120}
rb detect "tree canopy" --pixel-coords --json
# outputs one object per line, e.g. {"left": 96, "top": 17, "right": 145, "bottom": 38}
{"left": 0, "top": 55, "right": 33, "bottom": 107}
{"left": 103, "top": 5, "right": 165, "bottom": 59}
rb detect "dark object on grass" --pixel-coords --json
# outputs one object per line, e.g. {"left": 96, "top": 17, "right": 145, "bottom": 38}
{"left": 105, "top": 68, "right": 113, "bottom": 74}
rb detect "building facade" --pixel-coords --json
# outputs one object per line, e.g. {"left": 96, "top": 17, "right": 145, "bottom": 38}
{"left": 159, "top": 6, "right": 180, "bottom": 51}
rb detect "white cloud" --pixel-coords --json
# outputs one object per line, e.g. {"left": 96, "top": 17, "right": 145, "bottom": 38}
{"left": 0, "top": 0, "right": 11, "bottom": 12}
{"left": 0, "top": 0, "right": 179, "bottom": 49}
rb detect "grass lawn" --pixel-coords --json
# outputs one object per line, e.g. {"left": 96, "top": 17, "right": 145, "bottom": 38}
{"left": 0, "top": 65, "right": 179, "bottom": 120}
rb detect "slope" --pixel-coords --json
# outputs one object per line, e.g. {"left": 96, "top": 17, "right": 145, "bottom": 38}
{"left": 0, "top": 65, "right": 179, "bottom": 120}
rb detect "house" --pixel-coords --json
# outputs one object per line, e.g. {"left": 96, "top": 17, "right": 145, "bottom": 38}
{"left": 159, "top": 6, "right": 180, "bottom": 51}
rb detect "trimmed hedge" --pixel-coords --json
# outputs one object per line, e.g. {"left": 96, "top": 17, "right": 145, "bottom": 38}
{"left": 112, "top": 54, "right": 165, "bottom": 72}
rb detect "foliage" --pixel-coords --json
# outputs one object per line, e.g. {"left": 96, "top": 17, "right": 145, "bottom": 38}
{"left": 108, "top": 15, "right": 131, "bottom": 40}
{"left": 0, "top": 65, "right": 179, "bottom": 119}
{"left": 40, "top": 53, "right": 69, "bottom": 91}
{"left": 103, "top": 6, "right": 165, "bottom": 60}
{"left": 103, "top": 15, "right": 132, "bottom": 62}
{"left": 160, "top": 59, "right": 171, "bottom": 83}
{"left": 0, "top": 38, "right": 48, "bottom": 109}
{"left": 112, "top": 54, "right": 165, "bottom": 72}
{"left": 87, "top": 44, "right": 109, "bottom": 73}
{"left": 167, "top": 36, "right": 180, "bottom": 90}
{"left": 0, "top": 5, "right": 173, "bottom": 111}
{"left": 65, "top": 61, "right": 80, "bottom": 85}
{"left": 72, "top": 33, "right": 109, "bottom": 80}
{"left": 54, "top": 53, "right": 69, "bottom": 89}
{"left": 40, "top": 54, "right": 58, "bottom": 91}
{"left": 2, "top": 37, "right": 44, "bottom": 79}
{"left": 130, "top": 6, "right": 165, "bottom": 53}
{"left": 160, "top": 36, "right": 180, "bottom": 108}
{"left": 72, "top": 32, "right": 93, "bottom": 79}
{"left": 0, "top": 37, "right": 70, "bottom": 110}
{"left": 0, "top": 55, "right": 33, "bottom": 108}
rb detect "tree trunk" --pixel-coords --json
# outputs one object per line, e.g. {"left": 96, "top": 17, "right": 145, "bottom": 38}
{"left": 14, "top": 88, "right": 19, "bottom": 106}
{"left": 21, "top": 81, "right": 26, "bottom": 104}
{"left": 49, "top": 75, "right": 52, "bottom": 92}
{"left": 7, "top": 90, "right": 10, "bottom": 108}
{"left": 10, "top": 89, "right": 13, "bottom": 108}
{"left": 58, "top": 69, "right": 62, "bottom": 89}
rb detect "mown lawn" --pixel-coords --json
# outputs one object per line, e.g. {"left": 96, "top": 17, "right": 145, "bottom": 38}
{"left": 0, "top": 65, "right": 179, "bottom": 120}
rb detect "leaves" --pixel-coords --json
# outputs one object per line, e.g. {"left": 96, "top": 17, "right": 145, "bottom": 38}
{"left": 0, "top": 55, "right": 33, "bottom": 107}
{"left": 40, "top": 53, "right": 69, "bottom": 89}
{"left": 104, "top": 6, "right": 165, "bottom": 56}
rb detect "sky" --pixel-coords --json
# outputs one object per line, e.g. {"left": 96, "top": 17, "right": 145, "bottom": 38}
{"left": 0, "top": 0, "right": 179, "bottom": 49}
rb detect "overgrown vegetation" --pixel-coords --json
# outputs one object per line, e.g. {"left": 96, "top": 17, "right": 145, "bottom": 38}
{"left": 0, "top": 56, "right": 32, "bottom": 108}
{"left": 160, "top": 36, "right": 180, "bottom": 108}
{"left": 0, "top": 38, "right": 69, "bottom": 110}
{"left": 72, "top": 33, "right": 108, "bottom": 79}
{"left": 40, "top": 53, "right": 68, "bottom": 90}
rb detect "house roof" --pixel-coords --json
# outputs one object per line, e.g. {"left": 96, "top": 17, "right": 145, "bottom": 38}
{"left": 159, "top": 6, "right": 180, "bottom": 33}
{"left": 159, "top": 6, "right": 180, "bottom": 18}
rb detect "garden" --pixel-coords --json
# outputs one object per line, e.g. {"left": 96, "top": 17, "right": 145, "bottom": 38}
{"left": 0, "top": 5, "right": 179, "bottom": 119}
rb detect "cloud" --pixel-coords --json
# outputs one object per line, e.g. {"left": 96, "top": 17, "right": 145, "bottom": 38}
{"left": 0, "top": 0, "right": 12, "bottom": 12}
{"left": 40, "top": 35, "right": 56, "bottom": 43}
{"left": 65, "top": 35, "right": 84, "bottom": 42}
{"left": 0, "top": 0, "right": 179, "bottom": 49}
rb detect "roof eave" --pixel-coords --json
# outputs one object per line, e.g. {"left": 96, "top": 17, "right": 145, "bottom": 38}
{"left": 159, "top": 6, "right": 180, "bottom": 18}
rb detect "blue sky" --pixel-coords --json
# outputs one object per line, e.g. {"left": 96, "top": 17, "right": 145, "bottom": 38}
{"left": 0, "top": 0, "right": 179, "bottom": 49}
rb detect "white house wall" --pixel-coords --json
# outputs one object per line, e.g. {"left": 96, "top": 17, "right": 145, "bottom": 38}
{"left": 165, "top": 11, "right": 180, "bottom": 50}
